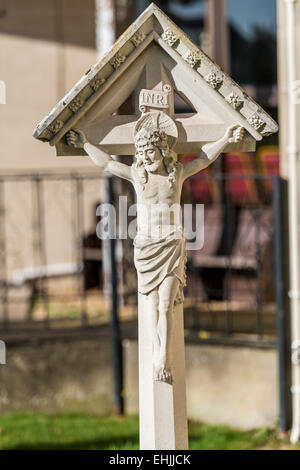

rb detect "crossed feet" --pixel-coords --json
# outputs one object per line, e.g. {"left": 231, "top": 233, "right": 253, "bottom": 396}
{"left": 154, "top": 360, "right": 172, "bottom": 384}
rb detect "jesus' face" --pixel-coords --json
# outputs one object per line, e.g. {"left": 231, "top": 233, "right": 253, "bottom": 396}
{"left": 137, "top": 144, "right": 164, "bottom": 173}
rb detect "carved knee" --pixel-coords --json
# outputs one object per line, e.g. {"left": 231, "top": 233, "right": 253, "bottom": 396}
{"left": 147, "top": 292, "right": 159, "bottom": 311}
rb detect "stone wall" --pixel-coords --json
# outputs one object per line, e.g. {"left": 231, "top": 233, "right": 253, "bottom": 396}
{"left": 123, "top": 339, "right": 279, "bottom": 430}
{"left": 0, "top": 331, "right": 279, "bottom": 430}
{"left": 0, "top": 330, "right": 114, "bottom": 414}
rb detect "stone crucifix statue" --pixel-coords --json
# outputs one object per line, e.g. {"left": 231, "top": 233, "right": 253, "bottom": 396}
{"left": 33, "top": 2, "right": 278, "bottom": 451}
{"left": 66, "top": 99, "right": 244, "bottom": 384}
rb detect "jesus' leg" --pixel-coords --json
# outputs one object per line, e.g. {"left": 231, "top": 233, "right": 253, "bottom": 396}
{"left": 154, "top": 274, "right": 180, "bottom": 383}
{"left": 146, "top": 289, "right": 160, "bottom": 367}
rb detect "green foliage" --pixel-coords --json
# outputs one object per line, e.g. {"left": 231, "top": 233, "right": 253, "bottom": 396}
{"left": 188, "top": 422, "right": 276, "bottom": 450}
{"left": 0, "top": 412, "right": 298, "bottom": 450}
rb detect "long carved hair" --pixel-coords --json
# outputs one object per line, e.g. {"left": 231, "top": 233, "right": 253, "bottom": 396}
{"left": 133, "top": 128, "right": 180, "bottom": 190}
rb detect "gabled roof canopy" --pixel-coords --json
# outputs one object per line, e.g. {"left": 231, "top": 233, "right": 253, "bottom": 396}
{"left": 33, "top": 2, "right": 278, "bottom": 157}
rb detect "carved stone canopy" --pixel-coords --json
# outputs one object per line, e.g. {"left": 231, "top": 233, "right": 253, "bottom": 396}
{"left": 33, "top": 2, "right": 278, "bottom": 157}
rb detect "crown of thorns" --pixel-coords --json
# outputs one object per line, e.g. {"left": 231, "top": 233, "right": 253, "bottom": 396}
{"left": 135, "top": 128, "right": 168, "bottom": 149}
{"left": 133, "top": 111, "right": 178, "bottom": 149}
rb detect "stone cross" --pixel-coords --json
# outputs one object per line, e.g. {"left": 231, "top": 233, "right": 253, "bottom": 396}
{"left": 33, "top": 3, "right": 278, "bottom": 450}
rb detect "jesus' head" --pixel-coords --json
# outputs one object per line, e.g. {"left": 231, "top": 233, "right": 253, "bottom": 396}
{"left": 133, "top": 128, "right": 179, "bottom": 188}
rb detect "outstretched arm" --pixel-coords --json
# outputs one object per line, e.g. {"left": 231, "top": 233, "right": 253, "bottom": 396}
{"left": 182, "top": 125, "right": 245, "bottom": 180}
{"left": 66, "top": 130, "right": 133, "bottom": 182}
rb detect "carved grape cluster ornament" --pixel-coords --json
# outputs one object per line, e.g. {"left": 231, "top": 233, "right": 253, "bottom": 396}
{"left": 205, "top": 72, "right": 223, "bottom": 89}
{"left": 44, "top": 119, "right": 64, "bottom": 138}
{"left": 69, "top": 97, "right": 84, "bottom": 113}
{"left": 131, "top": 31, "right": 146, "bottom": 47}
{"left": 109, "top": 52, "right": 126, "bottom": 69}
{"left": 226, "top": 92, "right": 244, "bottom": 110}
{"left": 162, "top": 29, "right": 178, "bottom": 47}
{"left": 247, "top": 113, "right": 265, "bottom": 131}
{"left": 183, "top": 51, "right": 201, "bottom": 68}
{"left": 90, "top": 77, "right": 105, "bottom": 92}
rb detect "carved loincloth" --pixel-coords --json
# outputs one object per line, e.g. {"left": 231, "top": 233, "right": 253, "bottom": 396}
{"left": 133, "top": 226, "right": 187, "bottom": 304}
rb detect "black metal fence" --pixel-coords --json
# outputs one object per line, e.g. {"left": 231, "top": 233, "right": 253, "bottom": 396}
{"left": 0, "top": 172, "right": 283, "bottom": 347}
{"left": 0, "top": 172, "right": 104, "bottom": 329}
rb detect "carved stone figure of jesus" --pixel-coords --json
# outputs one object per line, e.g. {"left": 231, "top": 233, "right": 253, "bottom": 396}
{"left": 66, "top": 113, "right": 244, "bottom": 384}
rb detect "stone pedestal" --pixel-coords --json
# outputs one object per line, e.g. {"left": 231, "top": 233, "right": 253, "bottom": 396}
{"left": 138, "top": 293, "right": 188, "bottom": 450}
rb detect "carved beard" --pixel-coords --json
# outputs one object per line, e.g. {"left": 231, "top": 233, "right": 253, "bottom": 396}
{"left": 144, "top": 159, "right": 162, "bottom": 173}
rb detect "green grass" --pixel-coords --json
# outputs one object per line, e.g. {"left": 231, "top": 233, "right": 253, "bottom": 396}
{"left": 0, "top": 412, "right": 298, "bottom": 450}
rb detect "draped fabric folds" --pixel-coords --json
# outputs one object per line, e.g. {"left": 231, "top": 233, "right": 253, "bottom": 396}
{"left": 134, "top": 226, "right": 186, "bottom": 304}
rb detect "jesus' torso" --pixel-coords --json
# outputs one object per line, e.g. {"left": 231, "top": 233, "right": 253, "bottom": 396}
{"left": 132, "top": 163, "right": 183, "bottom": 238}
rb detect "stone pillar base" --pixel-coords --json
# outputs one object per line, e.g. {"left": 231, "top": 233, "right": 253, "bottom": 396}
{"left": 138, "top": 293, "right": 188, "bottom": 450}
